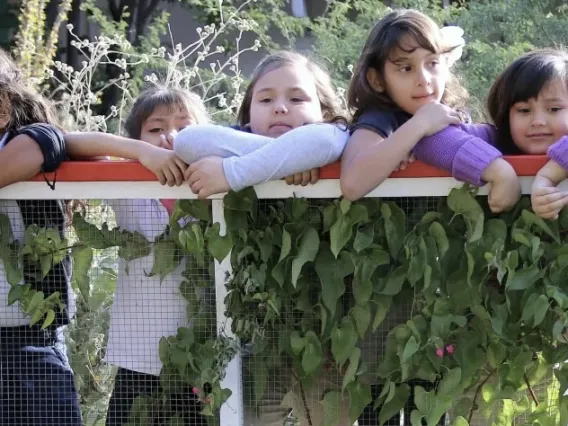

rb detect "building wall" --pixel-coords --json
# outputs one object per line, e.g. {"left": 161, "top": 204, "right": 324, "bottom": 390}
{"left": 70, "top": 0, "right": 331, "bottom": 76}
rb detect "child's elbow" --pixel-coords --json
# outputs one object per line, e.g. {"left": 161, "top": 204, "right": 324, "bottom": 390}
{"left": 340, "top": 175, "right": 364, "bottom": 201}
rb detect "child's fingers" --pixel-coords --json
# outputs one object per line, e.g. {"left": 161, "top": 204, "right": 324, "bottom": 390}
{"left": 535, "top": 196, "right": 568, "bottom": 215}
{"left": 168, "top": 164, "right": 184, "bottom": 186}
{"left": 293, "top": 173, "right": 303, "bottom": 186}
{"left": 533, "top": 186, "right": 562, "bottom": 199}
{"left": 156, "top": 170, "right": 166, "bottom": 186}
{"left": 186, "top": 167, "right": 201, "bottom": 186}
{"left": 300, "top": 170, "right": 311, "bottom": 186}
{"left": 310, "top": 168, "right": 319, "bottom": 185}
{"left": 535, "top": 191, "right": 568, "bottom": 207}
{"left": 190, "top": 179, "right": 203, "bottom": 194}
{"left": 537, "top": 207, "right": 562, "bottom": 220}
{"left": 285, "top": 175, "right": 294, "bottom": 185}
{"left": 174, "top": 157, "right": 188, "bottom": 173}
{"left": 408, "top": 154, "right": 416, "bottom": 163}
{"left": 162, "top": 168, "right": 176, "bottom": 187}
{"left": 197, "top": 187, "right": 211, "bottom": 200}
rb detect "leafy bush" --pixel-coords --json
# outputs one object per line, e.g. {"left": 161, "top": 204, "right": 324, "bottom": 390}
{"left": 9, "top": 0, "right": 568, "bottom": 424}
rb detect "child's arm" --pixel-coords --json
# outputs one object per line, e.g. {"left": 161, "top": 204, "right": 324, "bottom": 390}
{"left": 532, "top": 137, "right": 568, "bottom": 219}
{"left": 65, "top": 132, "right": 187, "bottom": 186}
{"left": 413, "top": 124, "right": 520, "bottom": 212}
{"left": 0, "top": 124, "right": 64, "bottom": 188}
{"left": 340, "top": 103, "right": 460, "bottom": 201}
{"left": 175, "top": 123, "right": 348, "bottom": 191}
{"left": 413, "top": 124, "right": 504, "bottom": 185}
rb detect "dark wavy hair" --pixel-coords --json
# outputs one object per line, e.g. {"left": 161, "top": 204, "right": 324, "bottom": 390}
{"left": 124, "top": 84, "right": 209, "bottom": 138}
{"left": 487, "top": 48, "right": 568, "bottom": 154}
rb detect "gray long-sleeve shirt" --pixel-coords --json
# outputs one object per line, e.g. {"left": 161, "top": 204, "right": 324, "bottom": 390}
{"left": 173, "top": 123, "right": 349, "bottom": 191}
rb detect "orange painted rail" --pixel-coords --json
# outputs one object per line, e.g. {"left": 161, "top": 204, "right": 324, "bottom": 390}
{"left": 30, "top": 156, "right": 549, "bottom": 182}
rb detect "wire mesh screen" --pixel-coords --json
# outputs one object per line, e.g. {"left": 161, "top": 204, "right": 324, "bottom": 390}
{"left": 0, "top": 195, "right": 557, "bottom": 426}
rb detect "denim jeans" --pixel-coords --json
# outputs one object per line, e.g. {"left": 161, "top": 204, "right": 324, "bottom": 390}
{"left": 0, "top": 326, "right": 82, "bottom": 425}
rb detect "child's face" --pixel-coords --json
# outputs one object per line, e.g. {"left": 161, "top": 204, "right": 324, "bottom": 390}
{"left": 248, "top": 64, "right": 324, "bottom": 137}
{"left": 140, "top": 105, "right": 194, "bottom": 147}
{"left": 378, "top": 35, "right": 449, "bottom": 115}
{"left": 509, "top": 79, "right": 568, "bottom": 154}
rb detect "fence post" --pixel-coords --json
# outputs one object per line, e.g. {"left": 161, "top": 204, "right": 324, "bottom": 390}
{"left": 212, "top": 199, "right": 243, "bottom": 426}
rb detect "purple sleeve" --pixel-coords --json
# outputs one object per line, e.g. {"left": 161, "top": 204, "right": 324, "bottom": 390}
{"left": 547, "top": 136, "right": 568, "bottom": 170}
{"left": 412, "top": 123, "right": 502, "bottom": 186}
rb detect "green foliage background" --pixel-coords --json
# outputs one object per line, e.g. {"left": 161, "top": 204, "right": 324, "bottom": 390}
{"left": 6, "top": 0, "right": 568, "bottom": 424}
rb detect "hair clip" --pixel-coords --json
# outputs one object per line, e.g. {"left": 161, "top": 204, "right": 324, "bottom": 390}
{"left": 440, "top": 26, "right": 465, "bottom": 67}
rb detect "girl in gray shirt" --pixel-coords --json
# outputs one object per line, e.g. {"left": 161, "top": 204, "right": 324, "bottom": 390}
{"left": 173, "top": 51, "right": 349, "bottom": 199}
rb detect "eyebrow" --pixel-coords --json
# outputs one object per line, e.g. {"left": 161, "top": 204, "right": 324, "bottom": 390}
{"left": 145, "top": 117, "right": 166, "bottom": 125}
{"left": 543, "top": 97, "right": 566, "bottom": 103}
{"left": 390, "top": 57, "right": 409, "bottom": 65}
{"left": 255, "top": 86, "right": 308, "bottom": 94}
{"left": 144, "top": 115, "right": 189, "bottom": 125}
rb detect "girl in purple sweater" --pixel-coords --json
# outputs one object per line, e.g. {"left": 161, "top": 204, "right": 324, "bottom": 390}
{"left": 415, "top": 49, "right": 568, "bottom": 220}
{"left": 340, "top": 9, "right": 520, "bottom": 213}
{"left": 489, "top": 49, "right": 568, "bottom": 220}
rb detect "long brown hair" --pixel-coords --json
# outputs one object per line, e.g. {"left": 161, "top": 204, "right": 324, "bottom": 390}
{"left": 0, "top": 48, "right": 60, "bottom": 132}
{"left": 237, "top": 51, "right": 346, "bottom": 127}
{"left": 347, "top": 9, "right": 468, "bottom": 118}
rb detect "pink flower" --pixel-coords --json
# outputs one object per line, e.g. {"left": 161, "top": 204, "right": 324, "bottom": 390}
{"left": 436, "top": 347, "right": 444, "bottom": 358}
{"left": 445, "top": 344, "right": 455, "bottom": 355}
{"left": 192, "top": 387, "right": 200, "bottom": 395}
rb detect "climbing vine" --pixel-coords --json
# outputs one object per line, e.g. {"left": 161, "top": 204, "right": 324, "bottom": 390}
{"left": 5, "top": 187, "right": 568, "bottom": 425}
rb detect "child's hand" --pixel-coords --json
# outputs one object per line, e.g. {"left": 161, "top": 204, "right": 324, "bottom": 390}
{"left": 484, "top": 159, "right": 521, "bottom": 213}
{"left": 285, "top": 168, "right": 320, "bottom": 186}
{"left": 185, "top": 156, "right": 230, "bottom": 199}
{"left": 139, "top": 146, "right": 187, "bottom": 186}
{"left": 413, "top": 102, "right": 461, "bottom": 137}
{"left": 531, "top": 177, "right": 568, "bottom": 219}
{"left": 531, "top": 160, "right": 568, "bottom": 219}
{"left": 394, "top": 153, "right": 416, "bottom": 172}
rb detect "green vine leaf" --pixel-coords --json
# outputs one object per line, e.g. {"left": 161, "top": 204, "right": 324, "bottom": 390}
{"left": 330, "top": 204, "right": 368, "bottom": 257}
{"left": 378, "top": 383, "right": 410, "bottom": 426}
{"left": 381, "top": 202, "right": 406, "bottom": 258}
{"left": 177, "top": 199, "right": 211, "bottom": 221}
{"left": 379, "top": 266, "right": 406, "bottom": 296}
{"left": 0, "top": 241, "right": 22, "bottom": 285}
{"left": 331, "top": 317, "right": 358, "bottom": 365}
{"left": 372, "top": 294, "right": 392, "bottom": 332}
{"left": 71, "top": 246, "right": 93, "bottom": 301}
{"left": 148, "top": 240, "right": 180, "bottom": 282}
{"left": 342, "top": 347, "right": 361, "bottom": 391}
{"left": 447, "top": 187, "right": 484, "bottom": 242}
{"left": 315, "top": 244, "right": 353, "bottom": 315}
{"left": 322, "top": 390, "right": 342, "bottom": 426}
{"left": 353, "top": 224, "right": 374, "bottom": 253}
{"left": 352, "top": 249, "right": 389, "bottom": 304}
{"left": 290, "top": 227, "right": 319, "bottom": 287}
{"left": 302, "top": 330, "right": 323, "bottom": 374}
{"left": 347, "top": 380, "right": 372, "bottom": 423}
{"left": 205, "top": 222, "right": 232, "bottom": 261}
{"left": 351, "top": 303, "right": 372, "bottom": 339}
{"left": 401, "top": 335, "right": 419, "bottom": 363}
